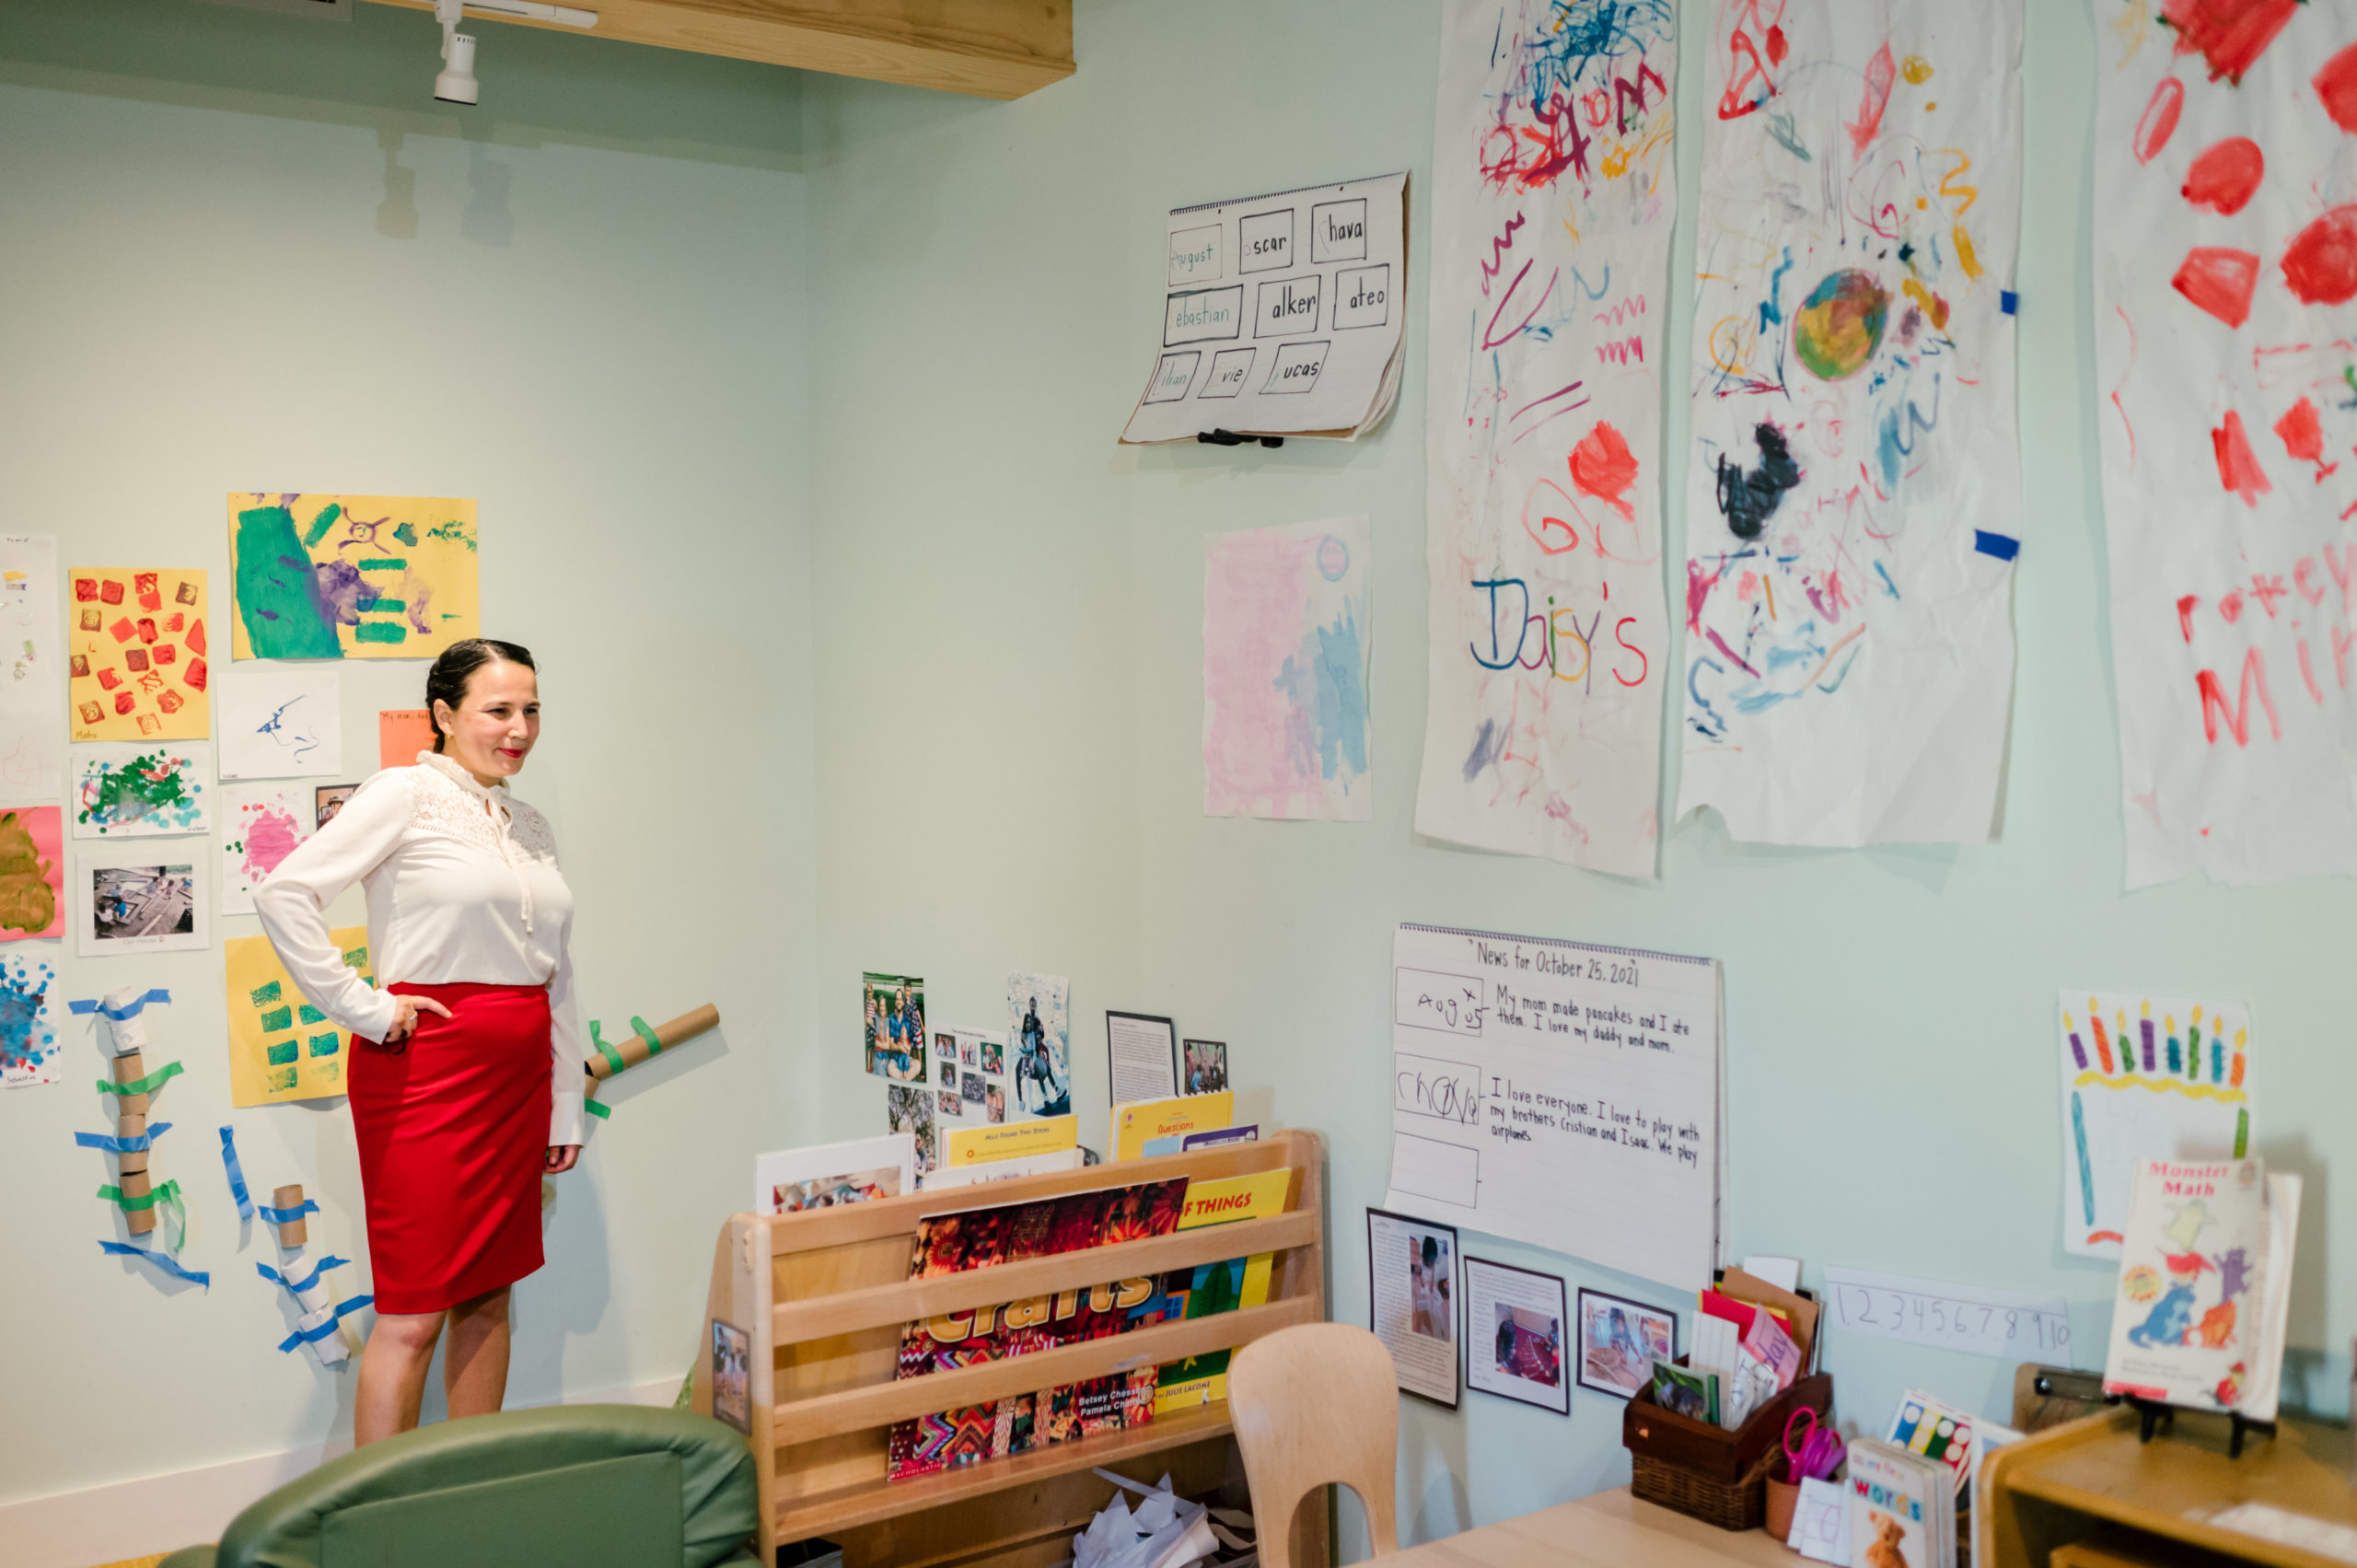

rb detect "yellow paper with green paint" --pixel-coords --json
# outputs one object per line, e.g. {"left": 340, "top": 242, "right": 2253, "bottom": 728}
{"left": 225, "top": 926, "right": 374, "bottom": 1107}
{"left": 226, "top": 494, "right": 479, "bottom": 661}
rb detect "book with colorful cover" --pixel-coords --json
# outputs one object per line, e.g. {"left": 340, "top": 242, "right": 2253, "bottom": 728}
{"left": 1153, "top": 1169, "right": 1292, "bottom": 1412}
{"left": 886, "top": 1178, "right": 1189, "bottom": 1479}
{"left": 1847, "top": 1438, "right": 1954, "bottom": 1568}
{"left": 1887, "top": 1389, "right": 1975, "bottom": 1494}
{"left": 2102, "top": 1157, "right": 2294, "bottom": 1415}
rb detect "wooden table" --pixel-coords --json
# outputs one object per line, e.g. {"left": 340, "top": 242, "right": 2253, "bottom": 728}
{"left": 1387, "top": 1487, "right": 1800, "bottom": 1567}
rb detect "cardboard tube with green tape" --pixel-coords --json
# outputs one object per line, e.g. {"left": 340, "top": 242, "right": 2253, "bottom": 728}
{"left": 585, "top": 1004, "right": 719, "bottom": 1084}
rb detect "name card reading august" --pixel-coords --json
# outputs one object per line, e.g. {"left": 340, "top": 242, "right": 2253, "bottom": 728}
{"left": 1385, "top": 923, "right": 1724, "bottom": 1293}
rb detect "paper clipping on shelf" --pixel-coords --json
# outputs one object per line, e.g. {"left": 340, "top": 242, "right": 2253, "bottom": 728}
{"left": 1122, "top": 173, "right": 1406, "bottom": 443}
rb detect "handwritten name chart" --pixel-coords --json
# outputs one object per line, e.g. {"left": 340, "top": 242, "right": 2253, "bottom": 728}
{"left": 1384, "top": 923, "right": 1723, "bottom": 1292}
{"left": 1122, "top": 173, "right": 1407, "bottom": 443}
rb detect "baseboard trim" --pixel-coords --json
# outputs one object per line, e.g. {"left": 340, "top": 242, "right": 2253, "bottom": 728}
{"left": 1, "top": 1375, "right": 683, "bottom": 1568}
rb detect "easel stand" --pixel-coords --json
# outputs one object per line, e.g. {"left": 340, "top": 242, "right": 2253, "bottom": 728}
{"left": 2120, "top": 1395, "right": 2276, "bottom": 1458}
{"left": 694, "top": 1128, "right": 1329, "bottom": 1568}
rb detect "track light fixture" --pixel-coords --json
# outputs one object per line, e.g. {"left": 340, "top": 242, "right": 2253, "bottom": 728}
{"left": 430, "top": 0, "right": 599, "bottom": 106}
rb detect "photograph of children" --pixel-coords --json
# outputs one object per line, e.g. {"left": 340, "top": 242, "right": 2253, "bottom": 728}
{"left": 1366, "top": 1209, "right": 1459, "bottom": 1406}
{"left": 981, "top": 1037, "right": 1004, "bottom": 1074}
{"left": 1182, "top": 1038, "right": 1228, "bottom": 1093}
{"left": 710, "top": 1319, "right": 751, "bottom": 1434}
{"left": 1574, "top": 1287, "right": 1677, "bottom": 1400}
{"left": 985, "top": 1084, "right": 1006, "bottom": 1122}
{"left": 961, "top": 1069, "right": 985, "bottom": 1104}
{"left": 938, "top": 1088, "right": 961, "bottom": 1118}
{"left": 1464, "top": 1258, "right": 1570, "bottom": 1414}
{"left": 959, "top": 1034, "right": 979, "bottom": 1067}
{"left": 886, "top": 1082, "right": 936, "bottom": 1176}
{"left": 77, "top": 854, "right": 207, "bottom": 957}
{"left": 939, "top": 1056, "right": 957, "bottom": 1088}
{"left": 313, "top": 783, "right": 357, "bottom": 829}
{"left": 1409, "top": 1231, "right": 1453, "bottom": 1342}
{"left": 1007, "top": 970, "right": 1072, "bottom": 1117}
{"left": 864, "top": 971, "right": 927, "bottom": 1082}
{"left": 772, "top": 1164, "right": 901, "bottom": 1213}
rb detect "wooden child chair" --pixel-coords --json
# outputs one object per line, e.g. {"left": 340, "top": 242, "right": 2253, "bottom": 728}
{"left": 1228, "top": 1322, "right": 1401, "bottom": 1567}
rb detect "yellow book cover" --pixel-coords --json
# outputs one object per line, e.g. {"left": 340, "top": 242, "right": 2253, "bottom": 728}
{"left": 1155, "top": 1170, "right": 1288, "bottom": 1412}
{"left": 1111, "top": 1089, "right": 1234, "bottom": 1162}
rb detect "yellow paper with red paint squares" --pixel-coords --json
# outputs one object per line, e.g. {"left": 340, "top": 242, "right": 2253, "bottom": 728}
{"left": 67, "top": 569, "right": 209, "bottom": 742}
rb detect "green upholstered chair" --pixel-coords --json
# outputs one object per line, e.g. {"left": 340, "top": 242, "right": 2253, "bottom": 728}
{"left": 157, "top": 1404, "right": 761, "bottom": 1568}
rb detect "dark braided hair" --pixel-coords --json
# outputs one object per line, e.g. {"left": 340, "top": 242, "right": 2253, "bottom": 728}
{"left": 424, "top": 638, "right": 536, "bottom": 752}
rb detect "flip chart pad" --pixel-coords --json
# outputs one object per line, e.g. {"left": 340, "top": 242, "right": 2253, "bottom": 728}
{"left": 1384, "top": 923, "right": 1723, "bottom": 1291}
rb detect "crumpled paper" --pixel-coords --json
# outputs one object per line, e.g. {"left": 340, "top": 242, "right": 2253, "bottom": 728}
{"left": 1068, "top": 1470, "right": 1254, "bottom": 1568}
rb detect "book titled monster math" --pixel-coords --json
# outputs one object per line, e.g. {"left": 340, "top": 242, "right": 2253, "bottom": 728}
{"left": 2101, "top": 1157, "right": 2301, "bottom": 1420}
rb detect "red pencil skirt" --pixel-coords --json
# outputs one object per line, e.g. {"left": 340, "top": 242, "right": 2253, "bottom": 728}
{"left": 351, "top": 981, "right": 552, "bottom": 1316}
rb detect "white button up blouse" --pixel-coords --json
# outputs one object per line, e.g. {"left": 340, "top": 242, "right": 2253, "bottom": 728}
{"left": 254, "top": 750, "right": 586, "bottom": 1145}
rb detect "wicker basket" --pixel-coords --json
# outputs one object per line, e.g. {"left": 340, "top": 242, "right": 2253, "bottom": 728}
{"left": 1622, "top": 1370, "right": 1833, "bottom": 1531}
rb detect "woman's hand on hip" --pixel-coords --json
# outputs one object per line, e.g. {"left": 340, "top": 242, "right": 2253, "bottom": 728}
{"left": 545, "top": 1144, "right": 581, "bottom": 1174}
{"left": 382, "top": 993, "right": 454, "bottom": 1041}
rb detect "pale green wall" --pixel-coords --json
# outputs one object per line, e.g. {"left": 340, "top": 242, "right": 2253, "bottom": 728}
{"left": 803, "top": 0, "right": 2352, "bottom": 1553}
{"left": 0, "top": 0, "right": 816, "bottom": 1506}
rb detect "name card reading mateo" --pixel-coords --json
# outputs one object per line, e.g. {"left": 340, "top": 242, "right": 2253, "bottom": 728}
{"left": 1384, "top": 923, "right": 1724, "bottom": 1292}
{"left": 1122, "top": 172, "right": 1408, "bottom": 444}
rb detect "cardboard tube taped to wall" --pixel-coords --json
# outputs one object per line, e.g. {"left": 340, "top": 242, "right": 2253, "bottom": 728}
{"left": 586, "top": 1005, "right": 720, "bottom": 1082}
{"left": 122, "top": 1167, "right": 156, "bottom": 1235}
{"left": 273, "top": 1184, "right": 308, "bottom": 1248}
{"left": 111, "top": 1051, "right": 148, "bottom": 1116}
{"left": 118, "top": 1146, "right": 149, "bottom": 1176}
{"left": 117, "top": 1109, "right": 145, "bottom": 1141}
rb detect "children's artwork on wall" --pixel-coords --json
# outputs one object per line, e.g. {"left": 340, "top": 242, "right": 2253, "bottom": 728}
{"left": 1414, "top": 0, "right": 1679, "bottom": 878}
{"left": 225, "top": 927, "right": 373, "bottom": 1105}
{"left": 314, "top": 784, "right": 357, "bottom": 829}
{"left": 0, "top": 807, "right": 64, "bottom": 943}
{"left": 216, "top": 666, "right": 342, "bottom": 780}
{"left": 73, "top": 745, "right": 210, "bottom": 839}
{"left": 377, "top": 710, "right": 435, "bottom": 770}
{"left": 1202, "top": 515, "right": 1373, "bottom": 820}
{"left": 76, "top": 852, "right": 207, "bottom": 957}
{"left": 0, "top": 948, "right": 60, "bottom": 1086}
{"left": 2059, "top": 989, "right": 2253, "bottom": 1258}
{"left": 0, "top": 536, "right": 63, "bottom": 805}
{"left": 220, "top": 783, "right": 315, "bottom": 916}
{"left": 67, "top": 568, "right": 209, "bottom": 743}
{"left": 227, "top": 494, "right": 479, "bottom": 661}
{"left": 1007, "top": 970, "right": 1072, "bottom": 1118}
{"left": 2093, "top": 7, "right": 2357, "bottom": 885}
{"left": 1679, "top": 0, "right": 2025, "bottom": 846}
{"left": 886, "top": 1082, "right": 937, "bottom": 1179}
{"left": 863, "top": 971, "right": 927, "bottom": 1082}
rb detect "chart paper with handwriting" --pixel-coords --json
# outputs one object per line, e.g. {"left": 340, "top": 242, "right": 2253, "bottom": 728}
{"left": 1384, "top": 922, "right": 1722, "bottom": 1291}
{"left": 1122, "top": 173, "right": 1407, "bottom": 443}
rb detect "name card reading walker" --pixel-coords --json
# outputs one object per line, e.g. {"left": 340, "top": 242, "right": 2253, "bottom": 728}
{"left": 1123, "top": 172, "right": 1407, "bottom": 444}
{"left": 1821, "top": 1266, "right": 2073, "bottom": 1362}
{"left": 1383, "top": 923, "right": 1724, "bottom": 1293}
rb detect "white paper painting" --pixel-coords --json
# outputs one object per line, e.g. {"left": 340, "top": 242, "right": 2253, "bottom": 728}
{"left": 1414, "top": 0, "right": 1681, "bottom": 879}
{"left": 220, "top": 780, "right": 316, "bottom": 917}
{"left": 0, "top": 536, "right": 61, "bottom": 806}
{"left": 216, "top": 665, "right": 342, "bottom": 780}
{"left": 1678, "top": 0, "right": 2024, "bottom": 846}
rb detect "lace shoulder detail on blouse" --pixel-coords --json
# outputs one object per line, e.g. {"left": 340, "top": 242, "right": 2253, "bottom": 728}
{"left": 505, "top": 796, "right": 559, "bottom": 862}
{"left": 408, "top": 766, "right": 505, "bottom": 856}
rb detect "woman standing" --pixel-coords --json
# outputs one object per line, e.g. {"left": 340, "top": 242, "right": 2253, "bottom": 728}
{"left": 256, "top": 638, "right": 585, "bottom": 1446}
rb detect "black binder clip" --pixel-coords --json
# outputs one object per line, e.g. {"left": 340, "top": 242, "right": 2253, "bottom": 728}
{"left": 1197, "top": 429, "right": 1284, "bottom": 448}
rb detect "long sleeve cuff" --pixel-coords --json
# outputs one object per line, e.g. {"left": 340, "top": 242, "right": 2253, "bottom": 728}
{"left": 550, "top": 1084, "right": 585, "bottom": 1147}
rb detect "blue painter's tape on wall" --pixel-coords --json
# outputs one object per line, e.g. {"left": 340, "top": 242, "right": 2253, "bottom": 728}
{"left": 1974, "top": 530, "right": 2021, "bottom": 561}
{"left": 2001, "top": 291, "right": 2018, "bottom": 315}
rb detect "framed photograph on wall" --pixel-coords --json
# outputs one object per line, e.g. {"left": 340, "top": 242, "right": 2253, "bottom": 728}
{"left": 1181, "top": 1037, "right": 1228, "bottom": 1093}
{"left": 1366, "top": 1207, "right": 1458, "bottom": 1408}
{"left": 1464, "top": 1257, "right": 1570, "bottom": 1415}
{"left": 1574, "top": 1285, "right": 1678, "bottom": 1401}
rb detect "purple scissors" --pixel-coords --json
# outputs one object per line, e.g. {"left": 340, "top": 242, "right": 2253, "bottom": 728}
{"left": 1783, "top": 1407, "right": 1843, "bottom": 1482}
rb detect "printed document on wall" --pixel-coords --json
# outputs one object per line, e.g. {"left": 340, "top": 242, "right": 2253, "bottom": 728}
{"left": 1384, "top": 923, "right": 1722, "bottom": 1292}
{"left": 1122, "top": 174, "right": 1406, "bottom": 443}
{"left": 1679, "top": 0, "right": 2024, "bottom": 846}
{"left": 1413, "top": 0, "right": 1679, "bottom": 878}
{"left": 2093, "top": 5, "right": 2357, "bottom": 885}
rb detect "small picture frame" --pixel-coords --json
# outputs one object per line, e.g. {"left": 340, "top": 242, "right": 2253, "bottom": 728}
{"left": 1464, "top": 1257, "right": 1570, "bottom": 1415}
{"left": 710, "top": 1318, "right": 751, "bottom": 1434}
{"left": 1574, "top": 1285, "right": 1679, "bottom": 1401}
{"left": 1181, "top": 1038, "right": 1228, "bottom": 1094}
{"left": 314, "top": 784, "right": 358, "bottom": 829}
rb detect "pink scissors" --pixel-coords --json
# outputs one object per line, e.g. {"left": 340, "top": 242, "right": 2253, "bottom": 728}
{"left": 1783, "top": 1407, "right": 1842, "bottom": 1482}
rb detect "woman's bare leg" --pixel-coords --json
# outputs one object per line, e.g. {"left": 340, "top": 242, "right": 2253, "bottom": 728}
{"left": 356, "top": 1311, "right": 446, "bottom": 1446}
{"left": 444, "top": 1286, "right": 513, "bottom": 1420}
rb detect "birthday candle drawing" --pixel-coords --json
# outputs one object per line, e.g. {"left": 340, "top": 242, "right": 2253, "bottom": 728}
{"left": 2140, "top": 1002, "right": 2155, "bottom": 1074}
{"left": 2212, "top": 1038, "right": 2223, "bottom": 1083}
{"left": 2116, "top": 1012, "right": 2132, "bottom": 1076}
{"left": 2235, "top": 1107, "right": 2249, "bottom": 1157}
{"left": 2231, "top": 1028, "right": 2247, "bottom": 1089}
{"left": 2089, "top": 1003, "right": 2114, "bottom": 1074}
{"left": 2188, "top": 1008, "right": 2204, "bottom": 1080}
{"left": 2065, "top": 1012, "right": 2088, "bottom": 1071}
{"left": 2072, "top": 1092, "right": 2096, "bottom": 1226}
{"left": 2166, "top": 1015, "right": 2182, "bottom": 1075}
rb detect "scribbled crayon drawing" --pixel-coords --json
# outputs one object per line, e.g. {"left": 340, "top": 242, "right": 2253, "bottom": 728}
{"left": 226, "top": 494, "right": 479, "bottom": 662}
{"left": 2094, "top": 6, "right": 2357, "bottom": 885}
{"left": 1678, "top": 1, "right": 2025, "bottom": 848}
{"left": 1203, "top": 516, "right": 1373, "bottom": 821}
{"left": 0, "top": 807, "right": 63, "bottom": 943}
{"left": 2057, "top": 989, "right": 2253, "bottom": 1259}
{"left": 225, "top": 927, "right": 372, "bottom": 1107}
{"left": 0, "top": 535, "right": 63, "bottom": 801}
{"left": 216, "top": 666, "right": 343, "bottom": 781}
{"left": 72, "top": 744, "right": 211, "bottom": 840}
{"left": 66, "top": 568, "right": 209, "bottom": 743}
{"left": 0, "top": 949, "right": 59, "bottom": 1087}
{"left": 220, "top": 783, "right": 316, "bottom": 917}
{"left": 1413, "top": 0, "right": 1679, "bottom": 878}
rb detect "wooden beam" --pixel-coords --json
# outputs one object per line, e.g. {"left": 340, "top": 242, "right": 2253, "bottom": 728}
{"left": 366, "top": 0, "right": 1073, "bottom": 99}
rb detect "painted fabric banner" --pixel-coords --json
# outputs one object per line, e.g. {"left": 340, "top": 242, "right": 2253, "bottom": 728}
{"left": 2094, "top": 4, "right": 2357, "bottom": 886}
{"left": 1413, "top": 0, "right": 1679, "bottom": 879}
{"left": 1679, "top": 0, "right": 2024, "bottom": 845}
{"left": 1203, "top": 515, "right": 1372, "bottom": 820}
